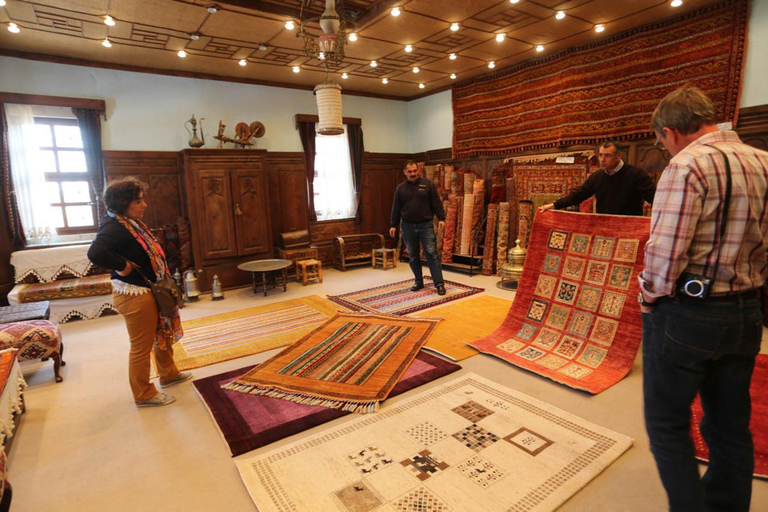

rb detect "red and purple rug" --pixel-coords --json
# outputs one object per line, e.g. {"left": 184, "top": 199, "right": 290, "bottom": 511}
{"left": 471, "top": 210, "right": 650, "bottom": 394}
{"left": 690, "top": 354, "right": 768, "bottom": 478}
{"left": 193, "top": 350, "right": 461, "bottom": 456}
{"left": 327, "top": 277, "right": 484, "bottom": 316}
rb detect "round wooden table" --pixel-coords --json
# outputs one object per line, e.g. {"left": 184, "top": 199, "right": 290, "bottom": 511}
{"left": 237, "top": 259, "right": 293, "bottom": 296}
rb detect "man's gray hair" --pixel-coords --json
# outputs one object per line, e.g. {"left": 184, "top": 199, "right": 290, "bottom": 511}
{"left": 650, "top": 85, "right": 717, "bottom": 136}
{"left": 600, "top": 140, "right": 622, "bottom": 154}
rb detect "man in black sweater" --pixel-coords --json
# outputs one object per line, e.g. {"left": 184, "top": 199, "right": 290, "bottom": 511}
{"left": 539, "top": 141, "right": 656, "bottom": 216}
{"left": 390, "top": 161, "right": 447, "bottom": 295}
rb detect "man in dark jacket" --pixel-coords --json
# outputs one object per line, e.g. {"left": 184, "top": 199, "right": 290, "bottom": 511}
{"left": 539, "top": 141, "right": 656, "bottom": 215}
{"left": 390, "top": 161, "right": 446, "bottom": 295}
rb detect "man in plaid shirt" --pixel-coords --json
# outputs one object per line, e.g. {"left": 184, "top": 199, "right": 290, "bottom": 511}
{"left": 638, "top": 85, "right": 768, "bottom": 511}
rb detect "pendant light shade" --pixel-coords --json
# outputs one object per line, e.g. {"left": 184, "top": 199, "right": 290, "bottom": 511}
{"left": 314, "top": 83, "right": 344, "bottom": 135}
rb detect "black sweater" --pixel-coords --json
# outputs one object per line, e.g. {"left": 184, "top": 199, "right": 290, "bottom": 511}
{"left": 87, "top": 216, "right": 157, "bottom": 288}
{"left": 553, "top": 164, "right": 656, "bottom": 216}
{"left": 390, "top": 177, "right": 446, "bottom": 226}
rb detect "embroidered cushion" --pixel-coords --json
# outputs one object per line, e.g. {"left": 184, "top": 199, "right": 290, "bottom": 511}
{"left": 0, "top": 320, "right": 62, "bottom": 361}
{"left": 17, "top": 274, "right": 112, "bottom": 303}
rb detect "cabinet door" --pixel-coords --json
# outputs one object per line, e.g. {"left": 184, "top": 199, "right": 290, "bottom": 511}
{"left": 232, "top": 169, "right": 271, "bottom": 256}
{"left": 279, "top": 170, "right": 309, "bottom": 232}
{"left": 193, "top": 169, "right": 238, "bottom": 260}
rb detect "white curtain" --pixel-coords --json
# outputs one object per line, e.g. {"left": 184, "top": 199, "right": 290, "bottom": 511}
{"left": 6, "top": 104, "right": 57, "bottom": 244}
{"left": 313, "top": 129, "right": 357, "bottom": 221}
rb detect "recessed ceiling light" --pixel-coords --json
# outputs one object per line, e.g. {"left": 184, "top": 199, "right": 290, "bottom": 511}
{"left": 405, "top": 44, "right": 413, "bottom": 53}
{"left": 510, "top": 0, "right": 520, "bottom": 3}
{"left": 449, "top": 53, "right": 457, "bottom": 60}
{"left": 391, "top": 7, "right": 401, "bottom": 16}
{"left": 413, "top": 67, "right": 419, "bottom": 73}
{"left": 535, "top": 45, "right": 544, "bottom": 52}
{"left": 555, "top": 11, "right": 566, "bottom": 20}
{"left": 450, "top": 23, "right": 460, "bottom": 31}
{"left": 595, "top": 24, "right": 605, "bottom": 33}
{"left": 0, "top": 1, "right": 6, "bottom": 6}
{"left": 341, "top": 72, "right": 349, "bottom": 79}
{"left": 370, "top": 60, "right": 378, "bottom": 67}
{"left": 206, "top": 5, "right": 218, "bottom": 14}
{"left": 7, "top": 22, "right": 20, "bottom": 34}
{"left": 239, "top": 59, "right": 247, "bottom": 66}
{"left": 318, "top": 52, "right": 326, "bottom": 60}
{"left": 292, "top": 66, "right": 300, "bottom": 73}
{"left": 495, "top": 33, "right": 505, "bottom": 42}
{"left": 102, "top": 38, "right": 112, "bottom": 48}
{"left": 259, "top": 44, "right": 268, "bottom": 50}
{"left": 285, "top": 20, "right": 295, "bottom": 30}
{"left": 670, "top": 0, "right": 683, "bottom": 6}
{"left": 177, "top": 50, "right": 187, "bottom": 58}
{"left": 488, "top": 61, "right": 496, "bottom": 69}
{"left": 104, "top": 15, "right": 116, "bottom": 26}
{"left": 189, "top": 33, "right": 200, "bottom": 41}
{"left": 419, "top": 83, "right": 425, "bottom": 89}
{"left": 382, "top": 78, "right": 388, "bottom": 84}
{"left": 450, "top": 73, "right": 457, "bottom": 79}
{"left": 348, "top": 32, "right": 358, "bottom": 42}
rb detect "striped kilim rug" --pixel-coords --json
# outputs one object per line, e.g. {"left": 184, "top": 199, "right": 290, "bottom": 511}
{"left": 414, "top": 295, "right": 512, "bottom": 361}
{"left": 327, "top": 276, "right": 484, "bottom": 316}
{"left": 225, "top": 313, "right": 439, "bottom": 413}
{"left": 471, "top": 211, "right": 650, "bottom": 394}
{"left": 167, "top": 295, "right": 340, "bottom": 371}
{"left": 236, "top": 373, "right": 633, "bottom": 512}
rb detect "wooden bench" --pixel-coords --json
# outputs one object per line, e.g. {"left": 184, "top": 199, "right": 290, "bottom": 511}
{"left": 333, "top": 233, "right": 386, "bottom": 271}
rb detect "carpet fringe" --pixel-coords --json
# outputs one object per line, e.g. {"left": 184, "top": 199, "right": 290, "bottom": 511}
{"left": 222, "top": 382, "right": 381, "bottom": 414}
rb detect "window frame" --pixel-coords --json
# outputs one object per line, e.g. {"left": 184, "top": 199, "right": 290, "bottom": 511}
{"left": 34, "top": 116, "right": 97, "bottom": 235}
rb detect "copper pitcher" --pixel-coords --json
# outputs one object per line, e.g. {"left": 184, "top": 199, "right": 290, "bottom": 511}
{"left": 185, "top": 114, "right": 205, "bottom": 148}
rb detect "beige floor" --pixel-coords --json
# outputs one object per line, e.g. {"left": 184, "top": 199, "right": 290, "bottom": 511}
{"left": 8, "top": 264, "right": 768, "bottom": 511}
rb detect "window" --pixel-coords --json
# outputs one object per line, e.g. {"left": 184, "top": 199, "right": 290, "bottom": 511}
{"left": 313, "top": 128, "right": 357, "bottom": 221}
{"left": 34, "top": 117, "right": 96, "bottom": 234}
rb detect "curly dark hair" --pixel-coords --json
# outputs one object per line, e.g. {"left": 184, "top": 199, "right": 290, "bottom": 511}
{"left": 103, "top": 178, "right": 145, "bottom": 214}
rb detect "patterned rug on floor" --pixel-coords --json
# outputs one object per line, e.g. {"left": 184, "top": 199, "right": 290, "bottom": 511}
{"left": 193, "top": 351, "right": 460, "bottom": 457}
{"left": 690, "top": 353, "right": 768, "bottom": 478}
{"left": 164, "top": 295, "right": 341, "bottom": 371}
{"left": 414, "top": 295, "right": 512, "bottom": 361}
{"left": 327, "top": 277, "right": 484, "bottom": 316}
{"left": 471, "top": 211, "right": 650, "bottom": 394}
{"left": 224, "top": 313, "right": 440, "bottom": 413}
{"left": 236, "top": 373, "right": 633, "bottom": 512}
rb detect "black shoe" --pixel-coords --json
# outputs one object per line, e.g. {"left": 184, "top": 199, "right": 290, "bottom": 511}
{"left": 411, "top": 282, "right": 424, "bottom": 292}
{"left": 436, "top": 284, "right": 446, "bottom": 296}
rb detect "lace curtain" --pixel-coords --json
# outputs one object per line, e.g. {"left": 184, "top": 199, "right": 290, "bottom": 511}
{"left": 314, "top": 129, "right": 357, "bottom": 221}
{"left": 5, "top": 104, "right": 58, "bottom": 244}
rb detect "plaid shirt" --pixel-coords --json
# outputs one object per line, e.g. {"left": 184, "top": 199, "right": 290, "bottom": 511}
{"left": 639, "top": 130, "right": 768, "bottom": 298}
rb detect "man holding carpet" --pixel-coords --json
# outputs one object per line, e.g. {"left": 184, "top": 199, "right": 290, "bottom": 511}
{"left": 638, "top": 85, "right": 768, "bottom": 511}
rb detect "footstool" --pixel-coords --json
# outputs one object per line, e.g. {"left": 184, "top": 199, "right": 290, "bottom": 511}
{"left": 296, "top": 259, "right": 323, "bottom": 286}
{"left": 0, "top": 321, "right": 65, "bottom": 383}
{"left": 372, "top": 248, "right": 397, "bottom": 270}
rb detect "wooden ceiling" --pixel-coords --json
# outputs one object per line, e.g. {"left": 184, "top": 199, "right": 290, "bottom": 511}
{"left": 0, "top": 0, "right": 727, "bottom": 100}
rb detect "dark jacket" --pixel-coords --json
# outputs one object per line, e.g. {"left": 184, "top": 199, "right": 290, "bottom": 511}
{"left": 87, "top": 216, "right": 157, "bottom": 288}
{"left": 553, "top": 163, "right": 656, "bottom": 216}
{"left": 390, "top": 177, "right": 446, "bottom": 226}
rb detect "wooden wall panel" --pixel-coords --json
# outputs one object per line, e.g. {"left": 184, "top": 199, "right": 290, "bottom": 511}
{"left": 359, "top": 152, "right": 409, "bottom": 238}
{"left": 103, "top": 151, "right": 184, "bottom": 230}
{"left": 266, "top": 152, "right": 308, "bottom": 246}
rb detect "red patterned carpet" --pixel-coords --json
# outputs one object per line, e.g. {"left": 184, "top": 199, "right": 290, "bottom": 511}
{"left": 471, "top": 211, "right": 650, "bottom": 394}
{"left": 690, "top": 354, "right": 768, "bottom": 478}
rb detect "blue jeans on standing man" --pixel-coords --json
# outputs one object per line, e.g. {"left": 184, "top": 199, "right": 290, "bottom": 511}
{"left": 642, "top": 293, "right": 762, "bottom": 512}
{"left": 401, "top": 220, "right": 444, "bottom": 287}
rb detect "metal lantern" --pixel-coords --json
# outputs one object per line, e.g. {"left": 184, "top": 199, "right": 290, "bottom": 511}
{"left": 211, "top": 274, "right": 225, "bottom": 301}
{"left": 184, "top": 269, "right": 201, "bottom": 301}
{"left": 497, "top": 239, "right": 527, "bottom": 290}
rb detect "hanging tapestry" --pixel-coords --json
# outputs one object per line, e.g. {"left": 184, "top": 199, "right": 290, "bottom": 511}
{"left": 471, "top": 211, "right": 650, "bottom": 394}
{"left": 225, "top": 313, "right": 439, "bottom": 413}
{"left": 452, "top": 0, "right": 748, "bottom": 157}
{"left": 236, "top": 373, "right": 633, "bottom": 512}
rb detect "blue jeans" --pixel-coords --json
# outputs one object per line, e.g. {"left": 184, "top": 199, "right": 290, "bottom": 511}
{"left": 401, "top": 220, "right": 444, "bottom": 287}
{"left": 642, "top": 294, "right": 762, "bottom": 512}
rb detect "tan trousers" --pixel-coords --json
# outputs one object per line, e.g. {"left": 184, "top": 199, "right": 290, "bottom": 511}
{"left": 113, "top": 292, "right": 180, "bottom": 402}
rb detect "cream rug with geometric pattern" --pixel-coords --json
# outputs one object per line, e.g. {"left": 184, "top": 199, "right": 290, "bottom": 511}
{"left": 236, "top": 373, "right": 633, "bottom": 512}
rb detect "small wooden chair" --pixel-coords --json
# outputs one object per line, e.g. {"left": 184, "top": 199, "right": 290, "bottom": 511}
{"left": 296, "top": 259, "right": 323, "bottom": 286}
{"left": 372, "top": 248, "right": 397, "bottom": 270}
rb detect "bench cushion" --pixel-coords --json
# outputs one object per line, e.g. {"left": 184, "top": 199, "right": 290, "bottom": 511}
{"left": 16, "top": 274, "right": 112, "bottom": 303}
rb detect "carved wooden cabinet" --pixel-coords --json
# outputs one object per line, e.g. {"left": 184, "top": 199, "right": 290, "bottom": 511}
{"left": 182, "top": 149, "right": 272, "bottom": 290}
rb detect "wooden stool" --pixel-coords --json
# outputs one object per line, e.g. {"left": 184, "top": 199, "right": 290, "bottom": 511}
{"left": 296, "top": 259, "right": 323, "bottom": 286}
{"left": 371, "top": 248, "right": 397, "bottom": 270}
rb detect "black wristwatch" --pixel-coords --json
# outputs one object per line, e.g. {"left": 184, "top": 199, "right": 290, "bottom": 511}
{"left": 637, "top": 291, "right": 654, "bottom": 307}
